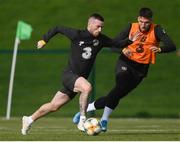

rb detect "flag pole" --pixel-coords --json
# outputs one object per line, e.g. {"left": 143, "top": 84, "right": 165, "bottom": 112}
{"left": 6, "top": 37, "right": 20, "bottom": 120}
{"left": 6, "top": 20, "right": 33, "bottom": 120}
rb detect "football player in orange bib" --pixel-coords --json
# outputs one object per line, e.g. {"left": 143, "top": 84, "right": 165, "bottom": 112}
{"left": 73, "top": 7, "right": 176, "bottom": 132}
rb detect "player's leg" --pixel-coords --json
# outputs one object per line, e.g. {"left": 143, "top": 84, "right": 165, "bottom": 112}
{"left": 72, "top": 95, "right": 112, "bottom": 127}
{"left": 72, "top": 64, "right": 130, "bottom": 126}
{"left": 99, "top": 70, "right": 143, "bottom": 131}
{"left": 79, "top": 72, "right": 129, "bottom": 131}
{"left": 62, "top": 70, "right": 91, "bottom": 131}
{"left": 31, "top": 91, "right": 70, "bottom": 120}
{"left": 21, "top": 91, "right": 70, "bottom": 135}
{"left": 73, "top": 96, "right": 106, "bottom": 124}
{"left": 73, "top": 77, "right": 92, "bottom": 131}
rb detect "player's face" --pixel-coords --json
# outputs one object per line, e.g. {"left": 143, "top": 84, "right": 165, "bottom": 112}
{"left": 88, "top": 19, "right": 104, "bottom": 37}
{"left": 138, "top": 16, "right": 152, "bottom": 32}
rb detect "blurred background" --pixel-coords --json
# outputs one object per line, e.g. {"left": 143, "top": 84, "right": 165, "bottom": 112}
{"left": 0, "top": 0, "right": 180, "bottom": 118}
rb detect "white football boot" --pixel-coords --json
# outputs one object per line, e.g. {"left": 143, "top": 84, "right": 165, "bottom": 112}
{"left": 77, "top": 116, "right": 86, "bottom": 132}
{"left": 21, "top": 116, "right": 32, "bottom": 135}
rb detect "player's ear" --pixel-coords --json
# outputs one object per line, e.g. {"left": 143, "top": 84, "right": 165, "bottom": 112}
{"left": 87, "top": 18, "right": 92, "bottom": 28}
{"left": 137, "top": 16, "right": 141, "bottom": 22}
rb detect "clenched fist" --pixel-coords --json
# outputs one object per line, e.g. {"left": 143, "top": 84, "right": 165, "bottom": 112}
{"left": 37, "top": 40, "right": 46, "bottom": 49}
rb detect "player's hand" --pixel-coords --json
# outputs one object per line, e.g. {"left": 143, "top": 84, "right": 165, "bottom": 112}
{"left": 129, "top": 31, "right": 142, "bottom": 42}
{"left": 122, "top": 48, "right": 132, "bottom": 57}
{"left": 150, "top": 46, "right": 161, "bottom": 53}
{"left": 37, "top": 40, "right": 46, "bottom": 49}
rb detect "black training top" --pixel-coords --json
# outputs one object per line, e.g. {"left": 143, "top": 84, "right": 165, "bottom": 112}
{"left": 42, "top": 26, "right": 131, "bottom": 78}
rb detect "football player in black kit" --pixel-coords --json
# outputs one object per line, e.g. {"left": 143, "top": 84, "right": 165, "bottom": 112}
{"left": 21, "top": 13, "right": 138, "bottom": 135}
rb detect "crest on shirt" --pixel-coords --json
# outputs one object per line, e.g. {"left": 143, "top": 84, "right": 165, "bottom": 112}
{"left": 162, "top": 28, "right": 166, "bottom": 34}
{"left": 93, "top": 39, "right": 99, "bottom": 47}
{"left": 79, "top": 41, "right": 85, "bottom": 46}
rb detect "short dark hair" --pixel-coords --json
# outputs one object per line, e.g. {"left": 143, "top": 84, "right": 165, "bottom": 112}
{"left": 139, "top": 7, "right": 153, "bottom": 19}
{"left": 89, "top": 13, "right": 104, "bottom": 22}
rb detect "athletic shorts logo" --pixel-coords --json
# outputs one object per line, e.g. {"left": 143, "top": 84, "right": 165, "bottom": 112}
{"left": 121, "top": 66, "right": 127, "bottom": 71}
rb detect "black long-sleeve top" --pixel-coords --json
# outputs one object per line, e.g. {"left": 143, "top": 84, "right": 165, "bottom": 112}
{"left": 42, "top": 26, "right": 130, "bottom": 78}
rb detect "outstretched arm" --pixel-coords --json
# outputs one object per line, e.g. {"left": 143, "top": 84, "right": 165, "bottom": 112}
{"left": 111, "top": 23, "right": 142, "bottom": 53}
{"left": 37, "top": 26, "right": 78, "bottom": 49}
{"left": 113, "top": 23, "right": 132, "bottom": 49}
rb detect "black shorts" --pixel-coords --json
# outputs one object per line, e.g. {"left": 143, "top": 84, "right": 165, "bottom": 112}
{"left": 60, "top": 69, "right": 79, "bottom": 99}
{"left": 119, "top": 54, "right": 149, "bottom": 78}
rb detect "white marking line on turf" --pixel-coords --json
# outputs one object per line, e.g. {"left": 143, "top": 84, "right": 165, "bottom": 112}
{"left": 32, "top": 128, "right": 180, "bottom": 133}
{"left": 35, "top": 125, "right": 160, "bottom": 129}
{"left": 109, "top": 129, "right": 180, "bottom": 132}
{"left": 135, "top": 125, "right": 160, "bottom": 128}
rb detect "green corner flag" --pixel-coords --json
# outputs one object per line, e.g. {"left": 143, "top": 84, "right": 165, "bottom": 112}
{"left": 6, "top": 20, "right": 33, "bottom": 120}
{"left": 16, "top": 21, "right": 33, "bottom": 40}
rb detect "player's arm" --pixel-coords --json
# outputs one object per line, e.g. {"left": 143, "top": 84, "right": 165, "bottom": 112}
{"left": 112, "top": 24, "right": 142, "bottom": 56}
{"left": 110, "top": 23, "right": 133, "bottom": 53}
{"left": 113, "top": 23, "right": 132, "bottom": 47}
{"left": 154, "top": 25, "right": 176, "bottom": 53}
{"left": 37, "top": 26, "right": 78, "bottom": 49}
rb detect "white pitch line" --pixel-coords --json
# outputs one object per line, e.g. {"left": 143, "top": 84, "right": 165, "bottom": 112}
{"left": 31, "top": 128, "right": 180, "bottom": 133}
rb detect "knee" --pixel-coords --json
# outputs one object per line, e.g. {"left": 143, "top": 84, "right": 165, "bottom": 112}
{"left": 82, "top": 83, "right": 92, "bottom": 94}
{"left": 75, "top": 77, "right": 92, "bottom": 94}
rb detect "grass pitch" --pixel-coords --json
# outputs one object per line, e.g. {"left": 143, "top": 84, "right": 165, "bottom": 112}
{"left": 0, "top": 117, "right": 180, "bottom": 141}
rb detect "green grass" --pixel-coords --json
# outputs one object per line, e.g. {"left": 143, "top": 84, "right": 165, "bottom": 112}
{"left": 0, "top": 0, "right": 180, "bottom": 118}
{"left": 0, "top": 0, "right": 179, "bottom": 49}
{"left": 0, "top": 117, "right": 180, "bottom": 141}
{"left": 1, "top": 51, "right": 180, "bottom": 118}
